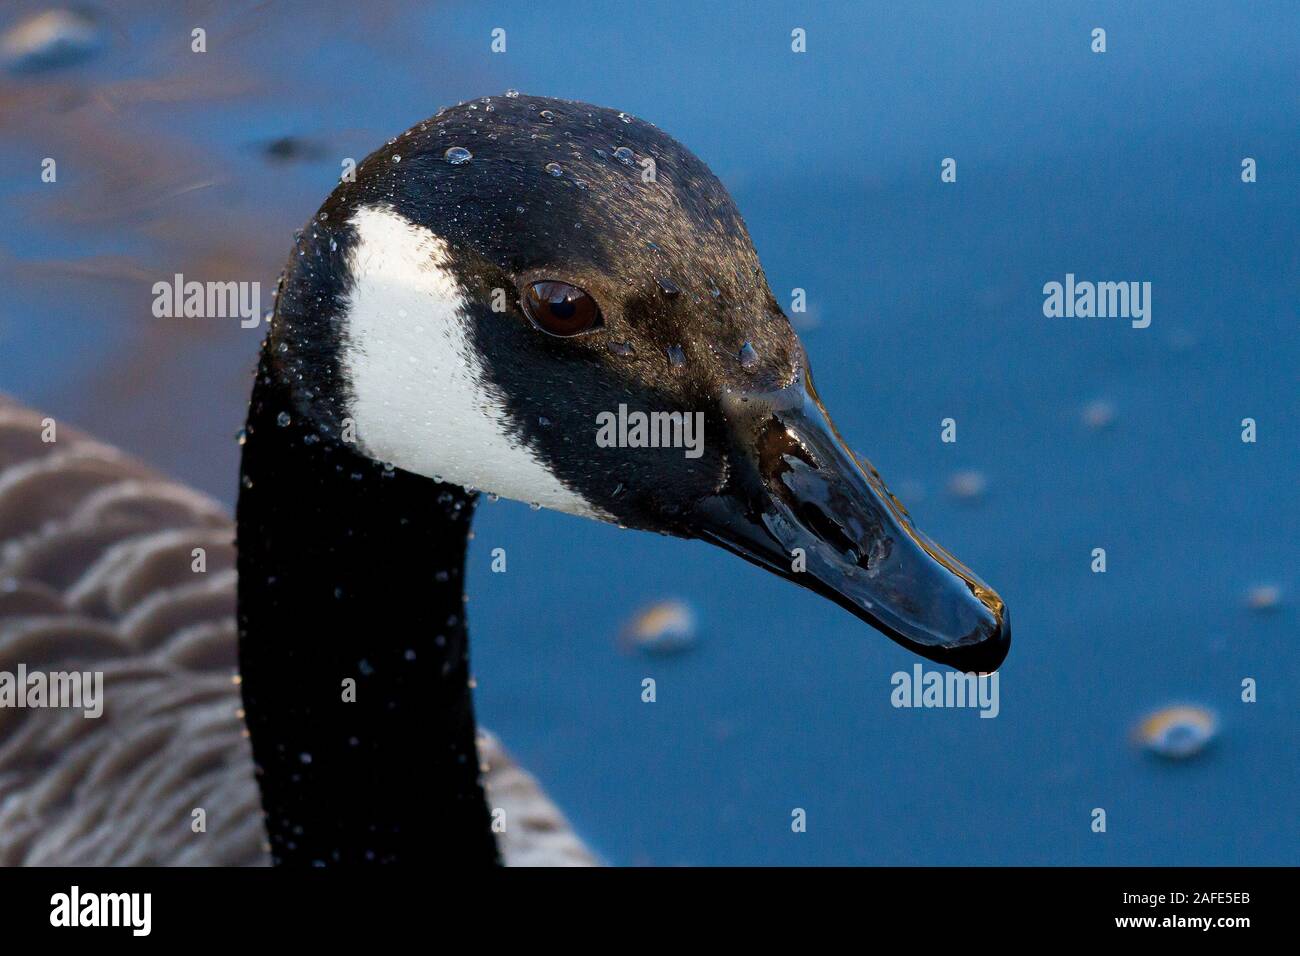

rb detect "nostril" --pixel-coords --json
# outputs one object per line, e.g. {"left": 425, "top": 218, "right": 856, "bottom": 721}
{"left": 796, "top": 500, "right": 859, "bottom": 562}
{"left": 794, "top": 499, "right": 890, "bottom": 574}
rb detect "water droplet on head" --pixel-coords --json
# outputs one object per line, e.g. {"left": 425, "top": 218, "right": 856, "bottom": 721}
{"left": 540, "top": 109, "right": 556, "bottom": 122}
{"left": 529, "top": 502, "right": 542, "bottom": 511}
{"left": 657, "top": 277, "right": 680, "bottom": 297}
{"left": 613, "top": 146, "right": 635, "bottom": 165}
{"left": 609, "top": 340, "right": 635, "bottom": 356}
{"left": 538, "top": 415, "right": 552, "bottom": 427}
{"left": 544, "top": 162, "right": 563, "bottom": 177}
{"left": 444, "top": 146, "right": 473, "bottom": 165}
{"left": 505, "top": 88, "right": 520, "bottom": 98}
{"left": 666, "top": 345, "right": 686, "bottom": 367}
{"left": 276, "top": 411, "right": 291, "bottom": 427}
{"left": 738, "top": 341, "right": 759, "bottom": 368}
{"left": 235, "top": 428, "right": 247, "bottom": 446}
{"left": 618, "top": 112, "right": 632, "bottom": 123}
{"left": 391, "top": 154, "right": 401, "bottom": 163}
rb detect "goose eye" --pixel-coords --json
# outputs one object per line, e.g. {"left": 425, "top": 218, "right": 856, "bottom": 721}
{"left": 521, "top": 281, "right": 602, "bottom": 337}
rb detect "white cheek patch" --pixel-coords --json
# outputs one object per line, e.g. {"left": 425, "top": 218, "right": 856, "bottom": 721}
{"left": 338, "top": 204, "right": 604, "bottom": 519}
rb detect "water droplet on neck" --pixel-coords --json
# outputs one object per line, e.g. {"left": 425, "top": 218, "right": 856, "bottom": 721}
{"left": 666, "top": 345, "right": 686, "bottom": 367}
{"left": 235, "top": 428, "right": 247, "bottom": 446}
{"left": 276, "top": 411, "right": 291, "bottom": 427}
{"left": 444, "top": 146, "right": 472, "bottom": 165}
{"left": 609, "top": 340, "right": 635, "bottom": 356}
{"left": 539, "top": 109, "right": 556, "bottom": 122}
{"left": 618, "top": 112, "right": 632, "bottom": 123}
{"left": 505, "top": 89, "right": 520, "bottom": 98}
{"left": 613, "top": 146, "right": 635, "bottom": 165}
{"left": 538, "top": 415, "right": 552, "bottom": 427}
{"left": 544, "top": 162, "right": 563, "bottom": 177}
{"left": 391, "top": 154, "right": 401, "bottom": 163}
{"left": 738, "top": 341, "right": 759, "bottom": 368}
{"left": 657, "top": 277, "right": 681, "bottom": 297}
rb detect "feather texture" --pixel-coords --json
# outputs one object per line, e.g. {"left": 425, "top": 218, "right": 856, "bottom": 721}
{"left": 0, "top": 396, "right": 594, "bottom": 866}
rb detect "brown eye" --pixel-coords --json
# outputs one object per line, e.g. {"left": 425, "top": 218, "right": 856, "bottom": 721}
{"left": 521, "top": 281, "right": 602, "bottom": 337}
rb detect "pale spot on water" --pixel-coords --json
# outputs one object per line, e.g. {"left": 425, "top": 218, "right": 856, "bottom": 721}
{"left": 1135, "top": 705, "right": 1217, "bottom": 759}
{"left": 947, "top": 470, "right": 987, "bottom": 501}
{"left": 620, "top": 599, "right": 697, "bottom": 655}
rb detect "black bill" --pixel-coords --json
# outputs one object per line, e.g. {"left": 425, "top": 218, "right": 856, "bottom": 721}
{"left": 693, "top": 364, "right": 1010, "bottom": 673}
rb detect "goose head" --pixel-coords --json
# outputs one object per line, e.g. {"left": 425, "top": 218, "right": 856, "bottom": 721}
{"left": 271, "top": 93, "right": 1009, "bottom": 672}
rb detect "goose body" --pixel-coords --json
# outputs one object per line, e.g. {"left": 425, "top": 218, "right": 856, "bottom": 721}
{"left": 0, "top": 397, "right": 593, "bottom": 865}
{"left": 3, "top": 93, "right": 1008, "bottom": 867}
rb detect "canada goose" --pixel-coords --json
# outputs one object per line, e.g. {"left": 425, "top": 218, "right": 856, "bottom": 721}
{"left": 1, "top": 94, "right": 1008, "bottom": 867}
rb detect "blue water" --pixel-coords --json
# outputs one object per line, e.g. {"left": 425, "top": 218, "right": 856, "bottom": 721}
{"left": 2, "top": 1, "right": 1295, "bottom": 864}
